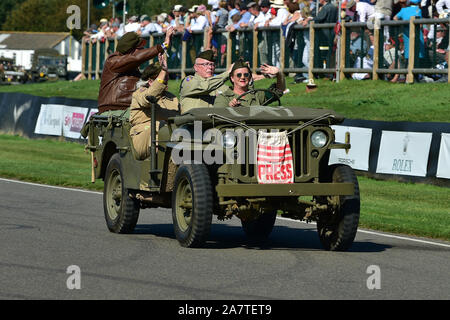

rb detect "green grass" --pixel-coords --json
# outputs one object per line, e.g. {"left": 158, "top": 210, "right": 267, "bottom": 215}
{"left": 0, "top": 134, "right": 103, "bottom": 191}
{"left": 1, "top": 78, "right": 449, "bottom": 122}
{"left": 0, "top": 134, "right": 448, "bottom": 241}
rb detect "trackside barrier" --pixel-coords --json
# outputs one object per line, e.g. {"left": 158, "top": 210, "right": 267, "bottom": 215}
{"left": 82, "top": 18, "right": 449, "bottom": 83}
{"left": 0, "top": 92, "right": 449, "bottom": 186}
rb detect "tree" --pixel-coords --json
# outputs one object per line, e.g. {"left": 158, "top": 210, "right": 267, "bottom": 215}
{"left": 2, "top": 0, "right": 104, "bottom": 40}
{"left": 0, "top": 0, "right": 27, "bottom": 29}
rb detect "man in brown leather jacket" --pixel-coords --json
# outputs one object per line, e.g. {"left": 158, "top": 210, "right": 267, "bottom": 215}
{"left": 97, "top": 28, "right": 174, "bottom": 113}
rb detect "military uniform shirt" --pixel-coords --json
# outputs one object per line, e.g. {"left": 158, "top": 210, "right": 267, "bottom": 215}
{"left": 179, "top": 71, "right": 229, "bottom": 114}
{"left": 130, "top": 81, "right": 179, "bottom": 160}
{"left": 213, "top": 86, "right": 279, "bottom": 108}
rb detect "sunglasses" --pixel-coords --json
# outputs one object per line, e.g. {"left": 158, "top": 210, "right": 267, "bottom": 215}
{"left": 196, "top": 62, "right": 215, "bottom": 67}
{"left": 236, "top": 72, "right": 250, "bottom": 79}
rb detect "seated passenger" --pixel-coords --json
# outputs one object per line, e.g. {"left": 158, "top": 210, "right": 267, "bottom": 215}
{"left": 130, "top": 54, "right": 180, "bottom": 160}
{"left": 213, "top": 60, "right": 286, "bottom": 108}
{"left": 179, "top": 50, "right": 231, "bottom": 114}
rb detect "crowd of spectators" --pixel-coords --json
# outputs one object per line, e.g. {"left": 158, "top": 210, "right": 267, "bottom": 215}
{"left": 82, "top": 0, "right": 449, "bottom": 83}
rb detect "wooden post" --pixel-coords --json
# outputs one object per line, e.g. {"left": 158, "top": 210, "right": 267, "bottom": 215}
{"left": 280, "top": 28, "right": 285, "bottom": 72}
{"left": 406, "top": 16, "right": 416, "bottom": 84}
{"left": 95, "top": 41, "right": 100, "bottom": 80}
{"left": 226, "top": 32, "right": 232, "bottom": 69}
{"left": 448, "top": 51, "right": 450, "bottom": 83}
{"left": 339, "top": 21, "right": 346, "bottom": 81}
{"left": 308, "top": 22, "right": 315, "bottom": 80}
{"left": 105, "top": 38, "right": 110, "bottom": 59}
{"left": 253, "top": 29, "right": 258, "bottom": 73}
{"left": 203, "top": 27, "right": 210, "bottom": 50}
{"left": 81, "top": 40, "right": 86, "bottom": 78}
{"left": 149, "top": 35, "right": 154, "bottom": 49}
{"left": 181, "top": 39, "right": 187, "bottom": 78}
{"left": 373, "top": 26, "right": 380, "bottom": 80}
{"left": 88, "top": 41, "right": 93, "bottom": 80}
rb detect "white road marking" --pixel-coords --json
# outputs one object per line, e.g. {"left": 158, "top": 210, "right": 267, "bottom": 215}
{"left": 277, "top": 217, "right": 450, "bottom": 249}
{"left": 0, "top": 178, "right": 102, "bottom": 195}
{"left": 1, "top": 177, "right": 449, "bottom": 248}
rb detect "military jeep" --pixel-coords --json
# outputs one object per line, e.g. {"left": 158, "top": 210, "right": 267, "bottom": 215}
{"left": 0, "top": 57, "right": 28, "bottom": 84}
{"left": 83, "top": 104, "right": 360, "bottom": 251}
{"left": 30, "top": 49, "right": 67, "bottom": 82}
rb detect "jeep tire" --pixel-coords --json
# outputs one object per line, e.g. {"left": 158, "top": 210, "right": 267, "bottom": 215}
{"left": 172, "top": 164, "right": 213, "bottom": 248}
{"left": 103, "top": 153, "right": 140, "bottom": 233}
{"left": 317, "top": 165, "right": 360, "bottom": 251}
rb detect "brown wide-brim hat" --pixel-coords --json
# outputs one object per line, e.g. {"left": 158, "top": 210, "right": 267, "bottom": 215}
{"left": 117, "top": 32, "right": 141, "bottom": 54}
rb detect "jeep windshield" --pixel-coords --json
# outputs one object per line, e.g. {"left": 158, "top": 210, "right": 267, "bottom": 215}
{"left": 38, "top": 56, "right": 65, "bottom": 66}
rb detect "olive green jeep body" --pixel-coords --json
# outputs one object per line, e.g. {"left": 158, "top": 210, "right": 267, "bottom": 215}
{"left": 83, "top": 105, "right": 360, "bottom": 250}
{"left": 30, "top": 49, "right": 67, "bottom": 82}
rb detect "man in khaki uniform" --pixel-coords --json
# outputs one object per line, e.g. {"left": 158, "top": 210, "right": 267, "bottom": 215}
{"left": 130, "top": 55, "right": 180, "bottom": 160}
{"left": 179, "top": 50, "right": 230, "bottom": 113}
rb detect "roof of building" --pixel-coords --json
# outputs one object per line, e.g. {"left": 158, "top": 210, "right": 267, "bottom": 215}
{"left": 0, "top": 32, "right": 71, "bottom": 50}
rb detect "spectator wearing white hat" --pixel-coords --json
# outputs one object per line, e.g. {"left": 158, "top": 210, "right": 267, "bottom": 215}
{"left": 172, "top": 5, "right": 186, "bottom": 32}
{"left": 140, "top": 15, "right": 159, "bottom": 37}
{"left": 124, "top": 16, "right": 141, "bottom": 33}
{"left": 267, "top": 0, "right": 290, "bottom": 27}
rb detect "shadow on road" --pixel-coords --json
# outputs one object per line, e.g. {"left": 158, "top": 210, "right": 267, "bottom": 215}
{"left": 133, "top": 223, "right": 391, "bottom": 252}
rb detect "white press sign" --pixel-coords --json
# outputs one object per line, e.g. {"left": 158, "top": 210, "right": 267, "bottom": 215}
{"left": 329, "top": 125, "right": 372, "bottom": 171}
{"left": 436, "top": 133, "right": 450, "bottom": 179}
{"left": 376, "top": 131, "right": 432, "bottom": 177}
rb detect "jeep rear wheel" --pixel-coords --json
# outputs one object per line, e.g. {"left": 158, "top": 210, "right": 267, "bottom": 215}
{"left": 241, "top": 210, "right": 277, "bottom": 243}
{"left": 317, "top": 165, "right": 360, "bottom": 251}
{"left": 172, "top": 164, "right": 213, "bottom": 248}
{"left": 103, "top": 153, "right": 140, "bottom": 234}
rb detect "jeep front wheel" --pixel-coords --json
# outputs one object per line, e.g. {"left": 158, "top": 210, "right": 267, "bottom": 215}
{"left": 172, "top": 164, "right": 213, "bottom": 248}
{"left": 103, "top": 153, "right": 140, "bottom": 233}
{"left": 316, "top": 165, "right": 360, "bottom": 251}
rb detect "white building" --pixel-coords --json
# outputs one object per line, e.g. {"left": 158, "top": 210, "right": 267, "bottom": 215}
{"left": 0, "top": 31, "right": 81, "bottom": 72}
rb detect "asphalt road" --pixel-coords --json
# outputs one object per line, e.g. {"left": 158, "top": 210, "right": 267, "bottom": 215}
{"left": 0, "top": 178, "right": 449, "bottom": 300}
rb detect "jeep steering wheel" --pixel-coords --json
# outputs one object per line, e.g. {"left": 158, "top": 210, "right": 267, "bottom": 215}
{"left": 235, "top": 89, "right": 282, "bottom": 106}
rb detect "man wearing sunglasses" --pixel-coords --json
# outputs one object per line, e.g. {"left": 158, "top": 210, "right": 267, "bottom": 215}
{"left": 179, "top": 50, "right": 233, "bottom": 113}
{"left": 213, "top": 59, "right": 285, "bottom": 108}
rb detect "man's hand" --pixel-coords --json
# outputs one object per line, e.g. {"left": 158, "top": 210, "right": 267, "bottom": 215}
{"left": 164, "top": 26, "right": 175, "bottom": 47}
{"left": 260, "top": 64, "right": 279, "bottom": 78}
{"left": 158, "top": 53, "right": 168, "bottom": 71}
{"left": 229, "top": 98, "right": 241, "bottom": 108}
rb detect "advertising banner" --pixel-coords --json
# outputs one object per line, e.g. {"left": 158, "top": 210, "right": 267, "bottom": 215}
{"left": 436, "top": 133, "right": 450, "bottom": 179}
{"left": 376, "top": 131, "right": 432, "bottom": 177}
{"left": 62, "top": 106, "right": 88, "bottom": 139}
{"left": 34, "top": 104, "right": 64, "bottom": 136}
{"left": 329, "top": 125, "right": 372, "bottom": 171}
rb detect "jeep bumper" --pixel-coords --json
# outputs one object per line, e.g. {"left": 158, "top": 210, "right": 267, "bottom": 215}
{"left": 216, "top": 183, "right": 355, "bottom": 197}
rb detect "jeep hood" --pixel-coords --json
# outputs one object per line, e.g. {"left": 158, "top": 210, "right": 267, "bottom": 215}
{"left": 174, "top": 106, "right": 345, "bottom": 126}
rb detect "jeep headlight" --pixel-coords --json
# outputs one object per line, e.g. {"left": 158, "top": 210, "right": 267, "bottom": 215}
{"left": 222, "top": 131, "right": 236, "bottom": 148}
{"left": 57, "top": 66, "right": 65, "bottom": 75}
{"left": 311, "top": 130, "right": 328, "bottom": 148}
{"left": 39, "top": 66, "right": 48, "bottom": 75}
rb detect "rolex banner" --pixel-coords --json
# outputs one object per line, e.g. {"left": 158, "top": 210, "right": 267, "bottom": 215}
{"left": 376, "top": 131, "right": 433, "bottom": 177}
{"left": 328, "top": 125, "right": 372, "bottom": 171}
{"left": 436, "top": 133, "right": 450, "bottom": 179}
